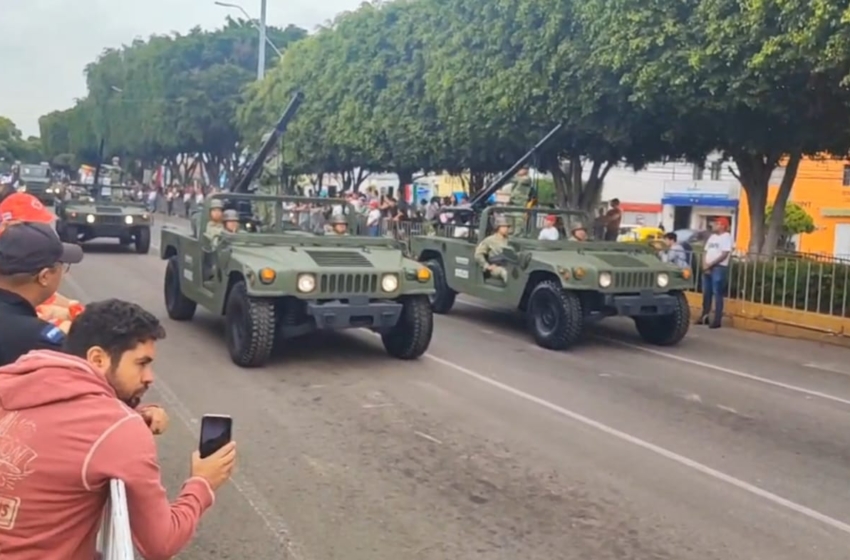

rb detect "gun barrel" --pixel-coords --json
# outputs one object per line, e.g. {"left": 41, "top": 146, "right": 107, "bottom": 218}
{"left": 467, "top": 123, "right": 563, "bottom": 210}
{"left": 230, "top": 91, "right": 304, "bottom": 193}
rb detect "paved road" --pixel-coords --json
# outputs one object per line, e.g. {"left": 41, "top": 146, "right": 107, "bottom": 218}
{"left": 58, "top": 215, "right": 850, "bottom": 559}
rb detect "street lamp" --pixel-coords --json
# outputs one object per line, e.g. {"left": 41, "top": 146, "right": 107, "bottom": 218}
{"left": 214, "top": 0, "right": 282, "bottom": 79}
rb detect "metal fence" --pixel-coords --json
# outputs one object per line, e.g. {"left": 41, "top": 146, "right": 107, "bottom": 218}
{"left": 369, "top": 219, "right": 850, "bottom": 319}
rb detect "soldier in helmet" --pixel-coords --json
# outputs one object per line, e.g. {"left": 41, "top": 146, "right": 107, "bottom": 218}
{"left": 204, "top": 199, "right": 225, "bottom": 240}
{"left": 508, "top": 166, "right": 532, "bottom": 208}
{"left": 328, "top": 214, "right": 349, "bottom": 236}
{"left": 570, "top": 222, "right": 588, "bottom": 241}
{"left": 474, "top": 215, "right": 511, "bottom": 283}
{"left": 223, "top": 209, "right": 241, "bottom": 234}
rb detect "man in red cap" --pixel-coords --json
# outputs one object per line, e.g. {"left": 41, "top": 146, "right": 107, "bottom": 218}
{"left": 0, "top": 192, "right": 54, "bottom": 224}
{"left": 538, "top": 214, "right": 560, "bottom": 241}
{"left": 699, "top": 216, "right": 733, "bottom": 328}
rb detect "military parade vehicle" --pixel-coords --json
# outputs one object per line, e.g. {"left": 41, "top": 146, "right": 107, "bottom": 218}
{"left": 159, "top": 93, "right": 436, "bottom": 367}
{"left": 55, "top": 183, "right": 152, "bottom": 253}
{"left": 409, "top": 124, "right": 693, "bottom": 350}
{"left": 17, "top": 162, "right": 55, "bottom": 204}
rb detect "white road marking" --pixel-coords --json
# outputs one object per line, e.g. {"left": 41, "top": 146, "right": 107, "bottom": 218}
{"left": 413, "top": 346, "right": 850, "bottom": 536}
{"left": 804, "top": 363, "right": 850, "bottom": 376}
{"left": 454, "top": 297, "right": 850, "bottom": 409}
{"left": 608, "top": 339, "right": 850, "bottom": 408}
{"left": 414, "top": 431, "right": 443, "bottom": 445}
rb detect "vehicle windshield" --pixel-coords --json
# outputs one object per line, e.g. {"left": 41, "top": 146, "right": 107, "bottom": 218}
{"left": 20, "top": 165, "right": 49, "bottom": 178}
{"left": 96, "top": 186, "right": 137, "bottom": 202}
{"left": 213, "top": 196, "right": 358, "bottom": 235}
{"left": 487, "top": 208, "right": 594, "bottom": 241}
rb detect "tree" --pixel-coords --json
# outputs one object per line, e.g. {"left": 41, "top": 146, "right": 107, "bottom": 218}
{"left": 578, "top": 0, "right": 850, "bottom": 256}
{"left": 0, "top": 117, "right": 43, "bottom": 162}
{"left": 766, "top": 202, "right": 815, "bottom": 251}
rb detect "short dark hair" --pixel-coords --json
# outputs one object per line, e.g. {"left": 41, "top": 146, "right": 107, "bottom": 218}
{"left": 664, "top": 232, "right": 678, "bottom": 241}
{"left": 64, "top": 299, "right": 166, "bottom": 361}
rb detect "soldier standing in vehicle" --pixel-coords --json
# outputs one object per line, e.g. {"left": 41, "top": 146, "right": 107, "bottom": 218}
{"left": 570, "top": 222, "right": 588, "bottom": 241}
{"left": 508, "top": 166, "right": 532, "bottom": 207}
{"left": 474, "top": 215, "right": 510, "bottom": 282}
{"left": 223, "top": 209, "right": 241, "bottom": 234}
{"left": 328, "top": 214, "right": 349, "bottom": 236}
{"left": 204, "top": 199, "right": 225, "bottom": 239}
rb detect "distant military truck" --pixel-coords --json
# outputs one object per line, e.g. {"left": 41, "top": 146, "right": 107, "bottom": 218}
{"left": 160, "top": 194, "right": 436, "bottom": 367}
{"left": 55, "top": 184, "right": 152, "bottom": 253}
{"left": 17, "top": 163, "right": 54, "bottom": 204}
{"left": 410, "top": 206, "right": 693, "bottom": 350}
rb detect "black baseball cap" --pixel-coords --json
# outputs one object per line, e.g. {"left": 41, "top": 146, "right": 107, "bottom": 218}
{"left": 0, "top": 222, "right": 84, "bottom": 275}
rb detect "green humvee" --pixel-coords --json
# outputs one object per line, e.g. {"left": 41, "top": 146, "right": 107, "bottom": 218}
{"left": 18, "top": 163, "right": 54, "bottom": 204}
{"left": 410, "top": 206, "right": 693, "bottom": 350}
{"left": 159, "top": 194, "right": 436, "bottom": 368}
{"left": 55, "top": 184, "right": 152, "bottom": 253}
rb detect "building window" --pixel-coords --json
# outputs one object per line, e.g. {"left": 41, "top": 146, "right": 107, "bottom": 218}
{"left": 709, "top": 161, "right": 722, "bottom": 180}
{"left": 692, "top": 164, "right": 704, "bottom": 181}
{"left": 843, "top": 164, "right": 850, "bottom": 186}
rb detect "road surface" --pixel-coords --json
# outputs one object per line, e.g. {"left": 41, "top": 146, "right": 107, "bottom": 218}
{"left": 58, "top": 216, "right": 850, "bottom": 559}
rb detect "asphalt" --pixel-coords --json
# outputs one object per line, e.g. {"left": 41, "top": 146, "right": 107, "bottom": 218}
{"left": 56, "top": 213, "right": 850, "bottom": 560}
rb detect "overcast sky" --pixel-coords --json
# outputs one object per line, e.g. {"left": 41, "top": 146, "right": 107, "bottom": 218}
{"left": 0, "top": 0, "right": 360, "bottom": 137}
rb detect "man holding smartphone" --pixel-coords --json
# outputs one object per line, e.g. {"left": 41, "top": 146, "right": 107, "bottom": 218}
{"left": 0, "top": 299, "right": 237, "bottom": 560}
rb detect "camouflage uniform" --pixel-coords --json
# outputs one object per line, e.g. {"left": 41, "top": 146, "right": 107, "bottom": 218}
{"left": 474, "top": 216, "right": 510, "bottom": 282}
{"left": 508, "top": 175, "right": 532, "bottom": 207}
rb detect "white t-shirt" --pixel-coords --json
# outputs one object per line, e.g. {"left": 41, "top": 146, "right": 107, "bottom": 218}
{"left": 367, "top": 208, "right": 381, "bottom": 226}
{"left": 704, "top": 232, "right": 732, "bottom": 267}
{"left": 538, "top": 227, "right": 559, "bottom": 241}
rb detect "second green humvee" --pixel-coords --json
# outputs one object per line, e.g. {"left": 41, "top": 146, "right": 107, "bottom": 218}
{"left": 409, "top": 206, "right": 693, "bottom": 350}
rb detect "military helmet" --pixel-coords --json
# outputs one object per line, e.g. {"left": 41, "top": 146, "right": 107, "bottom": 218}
{"left": 330, "top": 214, "right": 348, "bottom": 225}
{"left": 493, "top": 215, "right": 510, "bottom": 228}
{"left": 209, "top": 199, "right": 224, "bottom": 210}
{"left": 223, "top": 209, "right": 239, "bottom": 222}
{"left": 571, "top": 222, "right": 587, "bottom": 232}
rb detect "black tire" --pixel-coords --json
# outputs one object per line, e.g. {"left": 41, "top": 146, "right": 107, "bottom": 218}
{"left": 382, "top": 295, "right": 433, "bottom": 359}
{"left": 164, "top": 256, "right": 197, "bottom": 321}
{"left": 634, "top": 291, "right": 691, "bottom": 346}
{"left": 424, "top": 259, "right": 455, "bottom": 314}
{"left": 225, "top": 280, "right": 276, "bottom": 367}
{"left": 135, "top": 227, "right": 151, "bottom": 254}
{"left": 526, "top": 280, "right": 583, "bottom": 350}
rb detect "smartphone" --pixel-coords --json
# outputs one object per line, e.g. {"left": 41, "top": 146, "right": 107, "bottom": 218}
{"left": 199, "top": 414, "right": 233, "bottom": 458}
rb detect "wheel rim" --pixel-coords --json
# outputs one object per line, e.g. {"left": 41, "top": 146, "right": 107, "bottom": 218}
{"left": 531, "top": 291, "right": 560, "bottom": 337}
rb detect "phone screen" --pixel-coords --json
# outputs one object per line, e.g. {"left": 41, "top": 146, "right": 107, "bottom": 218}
{"left": 199, "top": 415, "right": 232, "bottom": 458}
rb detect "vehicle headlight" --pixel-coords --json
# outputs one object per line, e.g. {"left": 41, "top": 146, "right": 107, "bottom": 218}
{"left": 142, "top": 213, "right": 149, "bottom": 220}
{"left": 598, "top": 272, "right": 612, "bottom": 288}
{"left": 86, "top": 214, "right": 95, "bottom": 223}
{"left": 124, "top": 215, "right": 133, "bottom": 224}
{"left": 381, "top": 273, "right": 399, "bottom": 292}
{"left": 17, "top": 186, "right": 26, "bottom": 192}
{"left": 657, "top": 273, "right": 669, "bottom": 287}
{"left": 46, "top": 188, "right": 53, "bottom": 194}
{"left": 296, "top": 273, "right": 316, "bottom": 292}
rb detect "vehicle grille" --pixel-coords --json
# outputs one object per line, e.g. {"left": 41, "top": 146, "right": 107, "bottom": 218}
{"left": 613, "top": 271, "right": 656, "bottom": 290}
{"left": 95, "top": 206, "right": 123, "bottom": 213}
{"left": 96, "top": 215, "right": 125, "bottom": 225}
{"left": 306, "top": 250, "right": 372, "bottom": 267}
{"left": 320, "top": 273, "right": 379, "bottom": 294}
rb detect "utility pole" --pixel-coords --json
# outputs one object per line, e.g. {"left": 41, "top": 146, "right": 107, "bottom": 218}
{"left": 257, "top": 0, "right": 267, "bottom": 80}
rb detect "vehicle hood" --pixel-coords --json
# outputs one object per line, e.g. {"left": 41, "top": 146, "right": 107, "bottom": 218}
{"left": 526, "top": 245, "right": 671, "bottom": 270}
{"left": 229, "top": 243, "right": 408, "bottom": 272}
{"left": 64, "top": 202, "right": 148, "bottom": 215}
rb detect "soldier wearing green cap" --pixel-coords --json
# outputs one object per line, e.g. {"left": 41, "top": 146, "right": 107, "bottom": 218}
{"left": 328, "top": 214, "right": 349, "bottom": 236}
{"left": 474, "top": 215, "right": 511, "bottom": 283}
{"left": 223, "top": 209, "right": 241, "bottom": 234}
{"left": 204, "top": 199, "right": 225, "bottom": 240}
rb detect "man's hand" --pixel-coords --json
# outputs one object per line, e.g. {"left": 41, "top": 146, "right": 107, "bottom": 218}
{"left": 138, "top": 405, "right": 169, "bottom": 435}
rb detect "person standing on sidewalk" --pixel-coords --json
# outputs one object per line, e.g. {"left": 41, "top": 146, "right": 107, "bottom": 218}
{"left": 698, "top": 217, "right": 732, "bottom": 328}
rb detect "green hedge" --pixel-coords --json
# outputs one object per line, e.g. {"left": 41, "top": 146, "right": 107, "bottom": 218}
{"left": 691, "top": 253, "right": 850, "bottom": 317}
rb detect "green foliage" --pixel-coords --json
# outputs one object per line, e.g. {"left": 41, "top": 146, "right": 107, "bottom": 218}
{"left": 38, "top": 18, "right": 306, "bottom": 180}
{"left": 766, "top": 202, "right": 815, "bottom": 239}
{"left": 0, "top": 117, "right": 43, "bottom": 163}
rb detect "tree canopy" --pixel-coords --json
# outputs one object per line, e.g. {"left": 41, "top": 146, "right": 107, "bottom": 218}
{"left": 38, "top": 18, "right": 306, "bottom": 184}
{"left": 41, "top": 0, "right": 850, "bottom": 255}
{"left": 0, "top": 117, "right": 43, "bottom": 164}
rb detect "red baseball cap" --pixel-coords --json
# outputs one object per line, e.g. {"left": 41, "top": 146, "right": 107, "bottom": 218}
{"left": 0, "top": 193, "right": 53, "bottom": 223}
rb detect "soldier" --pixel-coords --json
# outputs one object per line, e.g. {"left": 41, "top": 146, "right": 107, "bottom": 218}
{"left": 223, "top": 209, "right": 241, "bottom": 234}
{"left": 570, "top": 222, "right": 588, "bottom": 241}
{"left": 204, "top": 199, "right": 225, "bottom": 239}
{"left": 474, "top": 215, "right": 510, "bottom": 282}
{"left": 328, "top": 214, "right": 349, "bottom": 236}
{"left": 508, "top": 166, "right": 532, "bottom": 208}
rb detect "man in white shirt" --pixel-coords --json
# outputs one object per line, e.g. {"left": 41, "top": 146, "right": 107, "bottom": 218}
{"left": 699, "top": 217, "right": 732, "bottom": 328}
{"left": 366, "top": 201, "right": 382, "bottom": 236}
{"left": 538, "top": 214, "right": 560, "bottom": 241}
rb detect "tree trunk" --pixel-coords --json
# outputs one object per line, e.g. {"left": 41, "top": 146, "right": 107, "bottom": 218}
{"left": 353, "top": 168, "right": 370, "bottom": 192}
{"left": 543, "top": 155, "right": 613, "bottom": 211}
{"left": 762, "top": 152, "right": 802, "bottom": 257}
{"left": 397, "top": 170, "right": 414, "bottom": 209}
{"left": 729, "top": 151, "right": 780, "bottom": 255}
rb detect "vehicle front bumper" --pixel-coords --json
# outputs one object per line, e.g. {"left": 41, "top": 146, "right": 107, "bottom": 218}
{"left": 64, "top": 222, "right": 148, "bottom": 237}
{"left": 306, "top": 297, "right": 402, "bottom": 329}
{"left": 604, "top": 291, "right": 680, "bottom": 317}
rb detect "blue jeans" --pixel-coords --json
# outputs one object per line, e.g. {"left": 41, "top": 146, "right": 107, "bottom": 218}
{"left": 368, "top": 225, "right": 380, "bottom": 237}
{"left": 701, "top": 266, "right": 728, "bottom": 324}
